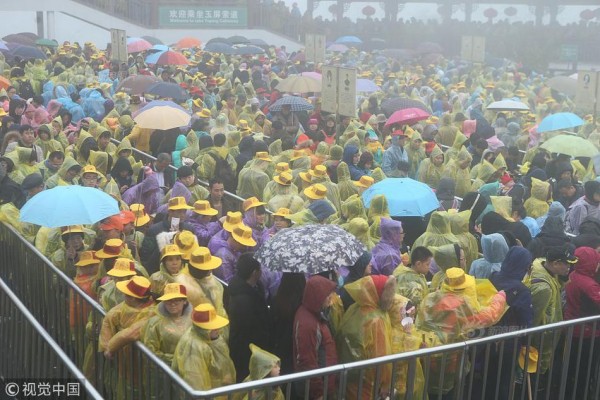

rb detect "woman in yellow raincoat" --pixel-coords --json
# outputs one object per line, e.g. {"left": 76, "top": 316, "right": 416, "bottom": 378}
{"left": 417, "top": 145, "right": 445, "bottom": 188}
{"left": 441, "top": 147, "right": 472, "bottom": 198}
{"left": 406, "top": 129, "right": 427, "bottom": 178}
{"left": 180, "top": 130, "right": 200, "bottom": 161}
{"left": 416, "top": 268, "right": 506, "bottom": 397}
{"left": 368, "top": 194, "right": 390, "bottom": 242}
{"left": 237, "top": 158, "right": 271, "bottom": 201}
{"left": 336, "top": 161, "right": 359, "bottom": 202}
{"left": 99, "top": 276, "right": 156, "bottom": 400}
{"left": 413, "top": 211, "right": 460, "bottom": 250}
{"left": 51, "top": 116, "right": 69, "bottom": 149}
{"left": 149, "top": 244, "right": 185, "bottom": 297}
{"left": 470, "top": 160, "right": 497, "bottom": 192}
{"left": 10, "top": 147, "right": 40, "bottom": 183}
{"left": 171, "top": 303, "right": 236, "bottom": 391}
{"left": 45, "top": 156, "right": 81, "bottom": 189}
{"left": 235, "top": 344, "right": 284, "bottom": 400}
{"left": 337, "top": 275, "right": 395, "bottom": 399}
{"left": 347, "top": 217, "right": 375, "bottom": 251}
{"left": 444, "top": 132, "right": 468, "bottom": 164}
{"left": 265, "top": 172, "right": 304, "bottom": 213}
{"left": 524, "top": 177, "right": 551, "bottom": 219}
{"left": 448, "top": 210, "right": 479, "bottom": 272}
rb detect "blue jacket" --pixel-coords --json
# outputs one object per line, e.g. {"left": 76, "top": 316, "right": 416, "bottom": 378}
{"left": 342, "top": 145, "right": 365, "bottom": 181}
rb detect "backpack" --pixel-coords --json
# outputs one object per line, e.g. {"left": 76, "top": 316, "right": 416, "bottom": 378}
{"left": 207, "top": 152, "right": 236, "bottom": 194}
{"left": 18, "top": 80, "right": 35, "bottom": 100}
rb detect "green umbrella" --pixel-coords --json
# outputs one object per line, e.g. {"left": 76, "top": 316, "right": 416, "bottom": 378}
{"left": 540, "top": 134, "right": 599, "bottom": 158}
{"left": 35, "top": 38, "right": 58, "bottom": 47}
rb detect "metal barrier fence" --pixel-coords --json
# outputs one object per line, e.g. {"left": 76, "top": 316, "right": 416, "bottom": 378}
{"left": 0, "top": 278, "right": 103, "bottom": 399}
{"left": 2, "top": 220, "right": 600, "bottom": 399}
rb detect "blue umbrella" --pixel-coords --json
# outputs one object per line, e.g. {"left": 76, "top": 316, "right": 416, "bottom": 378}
{"left": 537, "top": 112, "right": 584, "bottom": 133}
{"left": 362, "top": 178, "right": 439, "bottom": 217}
{"left": 269, "top": 96, "right": 314, "bottom": 112}
{"left": 20, "top": 186, "right": 120, "bottom": 228}
{"left": 148, "top": 44, "right": 169, "bottom": 53}
{"left": 10, "top": 45, "right": 46, "bottom": 60}
{"left": 0, "top": 41, "right": 7, "bottom": 51}
{"left": 356, "top": 79, "right": 380, "bottom": 93}
{"left": 204, "top": 42, "right": 235, "bottom": 54}
{"left": 146, "top": 82, "right": 188, "bottom": 100}
{"left": 335, "top": 35, "right": 362, "bottom": 44}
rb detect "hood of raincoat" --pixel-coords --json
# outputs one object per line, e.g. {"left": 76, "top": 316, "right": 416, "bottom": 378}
{"left": 476, "top": 160, "right": 497, "bottom": 182}
{"left": 301, "top": 275, "right": 337, "bottom": 314}
{"left": 546, "top": 201, "right": 566, "bottom": 221}
{"left": 16, "top": 147, "right": 35, "bottom": 164}
{"left": 481, "top": 233, "right": 509, "bottom": 263}
{"left": 141, "top": 174, "right": 160, "bottom": 194}
{"left": 530, "top": 177, "right": 550, "bottom": 201}
{"left": 116, "top": 137, "right": 133, "bottom": 155}
{"left": 315, "top": 141, "right": 329, "bottom": 157}
{"left": 573, "top": 247, "right": 600, "bottom": 278}
{"left": 248, "top": 344, "right": 280, "bottom": 381}
{"left": 457, "top": 147, "right": 472, "bottom": 165}
{"left": 174, "top": 135, "right": 187, "bottom": 152}
{"left": 432, "top": 244, "right": 461, "bottom": 271}
{"left": 330, "top": 145, "right": 343, "bottom": 161}
{"left": 448, "top": 210, "right": 471, "bottom": 235}
{"left": 507, "top": 122, "right": 520, "bottom": 135}
{"left": 347, "top": 218, "right": 374, "bottom": 250}
{"left": 498, "top": 246, "right": 532, "bottom": 281}
{"left": 425, "top": 211, "right": 453, "bottom": 235}
{"left": 452, "top": 132, "right": 468, "bottom": 150}
{"left": 346, "top": 250, "right": 373, "bottom": 282}
{"left": 380, "top": 217, "right": 402, "bottom": 242}
{"left": 75, "top": 129, "right": 93, "bottom": 151}
{"left": 436, "top": 178, "right": 455, "bottom": 201}
{"left": 371, "top": 167, "right": 386, "bottom": 182}
{"left": 119, "top": 115, "right": 134, "bottom": 129}
{"left": 268, "top": 139, "right": 282, "bottom": 156}
{"left": 337, "top": 161, "right": 351, "bottom": 182}
{"left": 429, "top": 145, "right": 443, "bottom": 162}
{"left": 344, "top": 275, "right": 396, "bottom": 311}
{"left": 57, "top": 157, "right": 81, "bottom": 180}
{"left": 89, "top": 150, "right": 109, "bottom": 176}
{"left": 539, "top": 216, "right": 566, "bottom": 237}
{"left": 341, "top": 194, "right": 366, "bottom": 220}
{"left": 342, "top": 145, "right": 359, "bottom": 165}
{"left": 367, "top": 194, "right": 390, "bottom": 224}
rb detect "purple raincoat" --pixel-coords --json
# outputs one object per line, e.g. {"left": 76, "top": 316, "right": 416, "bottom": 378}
{"left": 122, "top": 174, "right": 162, "bottom": 215}
{"left": 188, "top": 214, "right": 221, "bottom": 246}
{"left": 208, "top": 228, "right": 229, "bottom": 255}
{"left": 214, "top": 245, "right": 241, "bottom": 283}
{"left": 371, "top": 218, "right": 403, "bottom": 275}
{"left": 155, "top": 181, "right": 192, "bottom": 216}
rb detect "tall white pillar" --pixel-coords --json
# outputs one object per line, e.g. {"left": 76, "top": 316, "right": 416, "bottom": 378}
{"left": 46, "top": 11, "right": 55, "bottom": 40}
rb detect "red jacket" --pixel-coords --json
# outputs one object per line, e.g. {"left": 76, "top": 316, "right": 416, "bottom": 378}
{"left": 293, "top": 276, "right": 338, "bottom": 399}
{"left": 565, "top": 247, "right": 600, "bottom": 337}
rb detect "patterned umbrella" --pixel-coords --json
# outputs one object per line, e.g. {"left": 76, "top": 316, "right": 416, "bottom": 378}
{"left": 254, "top": 224, "right": 365, "bottom": 273}
{"left": 269, "top": 96, "right": 314, "bottom": 112}
{"left": 381, "top": 97, "right": 431, "bottom": 117}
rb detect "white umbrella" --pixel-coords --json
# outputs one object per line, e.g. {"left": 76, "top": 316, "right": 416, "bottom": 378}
{"left": 133, "top": 100, "right": 191, "bottom": 130}
{"left": 275, "top": 75, "right": 321, "bottom": 93}
{"left": 486, "top": 99, "right": 530, "bottom": 112}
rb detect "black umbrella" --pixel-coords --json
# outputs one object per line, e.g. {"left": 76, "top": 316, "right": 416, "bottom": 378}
{"left": 206, "top": 37, "right": 229, "bottom": 45}
{"left": 381, "top": 97, "right": 431, "bottom": 118}
{"left": 2, "top": 32, "right": 37, "bottom": 46}
{"left": 234, "top": 45, "right": 265, "bottom": 55}
{"left": 141, "top": 36, "right": 163, "bottom": 45}
{"left": 146, "top": 82, "right": 188, "bottom": 100}
{"left": 204, "top": 42, "right": 235, "bottom": 54}
{"left": 227, "top": 35, "right": 250, "bottom": 45}
{"left": 249, "top": 38, "right": 269, "bottom": 49}
{"left": 10, "top": 45, "right": 47, "bottom": 60}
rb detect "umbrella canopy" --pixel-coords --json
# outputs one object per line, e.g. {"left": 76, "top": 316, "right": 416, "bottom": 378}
{"left": 300, "top": 71, "right": 322, "bottom": 81}
{"left": 381, "top": 97, "right": 431, "bottom": 117}
{"left": 146, "top": 50, "right": 188, "bottom": 65}
{"left": 142, "top": 35, "right": 163, "bottom": 45}
{"left": 291, "top": 52, "right": 306, "bottom": 63}
{"left": 126, "top": 37, "right": 152, "bottom": 53}
{"left": 115, "top": 75, "right": 161, "bottom": 94}
{"left": 335, "top": 36, "right": 362, "bottom": 44}
{"left": 486, "top": 99, "right": 530, "bottom": 112}
{"left": 537, "top": 112, "right": 584, "bottom": 133}
{"left": 415, "top": 41, "right": 443, "bottom": 54}
{"left": 146, "top": 82, "right": 189, "bottom": 100}
{"left": 204, "top": 42, "right": 235, "bottom": 54}
{"left": 10, "top": 45, "right": 46, "bottom": 60}
{"left": 249, "top": 38, "right": 269, "bottom": 48}
{"left": 356, "top": 79, "right": 380, "bottom": 93}
{"left": 206, "top": 37, "right": 229, "bottom": 45}
{"left": 35, "top": 38, "right": 58, "bottom": 47}
{"left": 234, "top": 45, "right": 265, "bottom": 55}
{"left": 276, "top": 76, "right": 321, "bottom": 93}
{"left": 540, "top": 134, "right": 598, "bottom": 158}
{"left": 0, "top": 41, "right": 7, "bottom": 51}
{"left": 20, "top": 186, "right": 119, "bottom": 228}
{"left": 227, "top": 35, "right": 250, "bottom": 45}
{"left": 175, "top": 36, "right": 201, "bottom": 49}
{"left": 134, "top": 100, "right": 191, "bottom": 129}
{"left": 362, "top": 178, "right": 439, "bottom": 217}
{"left": 385, "top": 107, "right": 430, "bottom": 127}
{"left": 547, "top": 75, "right": 577, "bottom": 97}
{"left": 0, "top": 76, "right": 11, "bottom": 90}
{"left": 148, "top": 44, "right": 170, "bottom": 53}
{"left": 2, "top": 33, "right": 37, "bottom": 46}
{"left": 269, "top": 96, "right": 314, "bottom": 112}
{"left": 254, "top": 224, "right": 365, "bottom": 273}
{"left": 327, "top": 44, "right": 349, "bottom": 53}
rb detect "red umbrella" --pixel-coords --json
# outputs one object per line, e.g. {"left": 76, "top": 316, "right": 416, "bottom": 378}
{"left": 175, "top": 37, "right": 201, "bottom": 49}
{"left": 385, "top": 107, "right": 430, "bottom": 127}
{"left": 153, "top": 50, "right": 189, "bottom": 65}
{"left": 127, "top": 37, "right": 152, "bottom": 53}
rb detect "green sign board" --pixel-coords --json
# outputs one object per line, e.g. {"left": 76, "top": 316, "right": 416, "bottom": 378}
{"left": 159, "top": 6, "right": 248, "bottom": 28}
{"left": 560, "top": 45, "right": 578, "bottom": 62}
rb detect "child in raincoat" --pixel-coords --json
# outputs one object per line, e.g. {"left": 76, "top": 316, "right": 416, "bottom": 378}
{"left": 234, "top": 344, "right": 284, "bottom": 400}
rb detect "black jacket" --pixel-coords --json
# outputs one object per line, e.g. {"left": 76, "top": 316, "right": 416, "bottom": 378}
{"left": 139, "top": 219, "right": 193, "bottom": 275}
{"left": 227, "top": 275, "right": 271, "bottom": 382}
{"left": 0, "top": 175, "right": 24, "bottom": 208}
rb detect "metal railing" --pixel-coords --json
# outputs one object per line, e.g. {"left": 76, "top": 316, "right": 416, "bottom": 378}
{"left": 2, "top": 220, "right": 600, "bottom": 399}
{"left": 0, "top": 278, "right": 103, "bottom": 399}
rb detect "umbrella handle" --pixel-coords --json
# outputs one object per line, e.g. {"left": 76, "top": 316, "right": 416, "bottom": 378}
{"left": 526, "top": 373, "right": 532, "bottom": 400}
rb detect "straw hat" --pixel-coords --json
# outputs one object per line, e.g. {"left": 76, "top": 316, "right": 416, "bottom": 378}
{"left": 354, "top": 175, "right": 374, "bottom": 188}
{"left": 255, "top": 151, "right": 272, "bottom": 162}
{"left": 107, "top": 257, "right": 137, "bottom": 277}
{"left": 444, "top": 267, "right": 475, "bottom": 291}
{"left": 61, "top": 225, "right": 84, "bottom": 236}
{"left": 272, "top": 208, "right": 291, "bottom": 218}
{"left": 193, "top": 200, "right": 218, "bottom": 216}
{"left": 116, "top": 276, "right": 151, "bottom": 299}
{"left": 193, "top": 99, "right": 205, "bottom": 109}
{"left": 273, "top": 171, "right": 292, "bottom": 186}
{"left": 157, "top": 282, "right": 188, "bottom": 301}
{"left": 192, "top": 303, "right": 229, "bottom": 330}
{"left": 188, "top": 247, "right": 222, "bottom": 270}
{"left": 275, "top": 162, "right": 290, "bottom": 173}
{"left": 130, "top": 204, "right": 150, "bottom": 227}
{"left": 75, "top": 251, "right": 100, "bottom": 267}
{"left": 174, "top": 230, "right": 199, "bottom": 260}
{"left": 232, "top": 224, "right": 257, "bottom": 247}
{"left": 242, "top": 197, "right": 266, "bottom": 212}
{"left": 304, "top": 183, "right": 328, "bottom": 200}
{"left": 223, "top": 211, "right": 243, "bottom": 232}
{"left": 168, "top": 196, "right": 193, "bottom": 211}
{"left": 82, "top": 165, "right": 100, "bottom": 176}
{"left": 518, "top": 346, "right": 539, "bottom": 373}
{"left": 237, "top": 119, "right": 252, "bottom": 135}
{"left": 299, "top": 171, "right": 312, "bottom": 183}
{"left": 290, "top": 149, "right": 306, "bottom": 161}
{"left": 161, "top": 244, "right": 183, "bottom": 261}
{"left": 197, "top": 108, "right": 211, "bottom": 118}
{"left": 96, "top": 238, "right": 124, "bottom": 259}
{"left": 309, "top": 165, "right": 328, "bottom": 179}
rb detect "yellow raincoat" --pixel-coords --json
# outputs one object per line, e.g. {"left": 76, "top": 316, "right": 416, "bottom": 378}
{"left": 235, "top": 344, "right": 284, "bottom": 400}
{"left": 371, "top": 167, "right": 386, "bottom": 183}
{"left": 336, "top": 161, "right": 359, "bottom": 202}
{"left": 413, "top": 211, "right": 460, "bottom": 250}
{"left": 448, "top": 210, "right": 479, "bottom": 272}
{"left": 237, "top": 161, "right": 271, "bottom": 201}
{"left": 346, "top": 217, "right": 375, "bottom": 250}
{"left": 336, "top": 194, "right": 368, "bottom": 227}
{"left": 524, "top": 177, "right": 551, "bottom": 219}
{"left": 441, "top": 147, "right": 472, "bottom": 198}
{"left": 444, "top": 132, "right": 468, "bottom": 164}
{"left": 180, "top": 130, "right": 200, "bottom": 161}
{"left": 406, "top": 130, "right": 427, "bottom": 178}
{"left": 0, "top": 203, "right": 38, "bottom": 243}
{"left": 35, "top": 126, "right": 64, "bottom": 158}
{"left": 46, "top": 157, "right": 81, "bottom": 189}
{"left": 263, "top": 178, "right": 299, "bottom": 204}
{"left": 430, "top": 244, "right": 462, "bottom": 291}
{"left": 141, "top": 302, "right": 193, "bottom": 364}
{"left": 337, "top": 276, "right": 394, "bottom": 399}
{"left": 368, "top": 194, "right": 390, "bottom": 242}
{"left": 393, "top": 264, "right": 429, "bottom": 308}
{"left": 171, "top": 325, "right": 236, "bottom": 390}
{"left": 183, "top": 273, "right": 229, "bottom": 339}
{"left": 416, "top": 146, "right": 444, "bottom": 188}
{"left": 470, "top": 160, "right": 497, "bottom": 192}
{"left": 12, "top": 147, "right": 41, "bottom": 182}
{"left": 149, "top": 260, "right": 186, "bottom": 298}
{"left": 309, "top": 174, "right": 341, "bottom": 212}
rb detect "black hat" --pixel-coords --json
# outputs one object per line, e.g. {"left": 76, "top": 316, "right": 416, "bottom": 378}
{"left": 21, "top": 173, "right": 44, "bottom": 191}
{"left": 546, "top": 245, "right": 577, "bottom": 264}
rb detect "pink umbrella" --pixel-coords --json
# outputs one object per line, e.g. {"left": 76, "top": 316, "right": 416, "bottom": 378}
{"left": 385, "top": 107, "right": 430, "bottom": 127}
{"left": 153, "top": 50, "right": 189, "bottom": 65}
{"left": 126, "top": 37, "right": 152, "bottom": 53}
{"left": 300, "top": 71, "right": 322, "bottom": 81}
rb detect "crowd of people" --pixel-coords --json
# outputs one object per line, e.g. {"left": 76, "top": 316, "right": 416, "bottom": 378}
{"left": 0, "top": 32, "right": 600, "bottom": 399}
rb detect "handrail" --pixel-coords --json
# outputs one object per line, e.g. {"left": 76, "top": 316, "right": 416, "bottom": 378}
{"left": 0, "top": 278, "right": 104, "bottom": 400}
